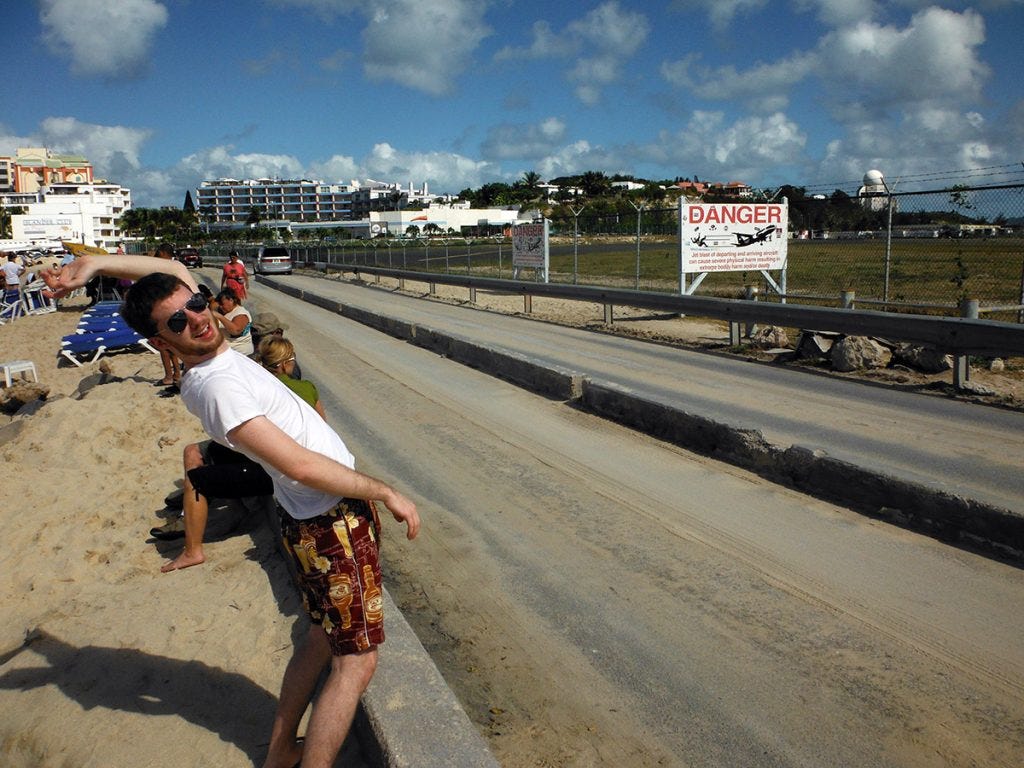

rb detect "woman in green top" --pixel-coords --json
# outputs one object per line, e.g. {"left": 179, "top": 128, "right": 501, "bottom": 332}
{"left": 257, "top": 336, "right": 327, "bottom": 421}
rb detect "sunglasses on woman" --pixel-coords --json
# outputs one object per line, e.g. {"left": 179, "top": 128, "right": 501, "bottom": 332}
{"left": 164, "top": 291, "right": 209, "bottom": 334}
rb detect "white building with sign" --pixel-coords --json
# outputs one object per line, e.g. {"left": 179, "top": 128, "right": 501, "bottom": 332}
{"left": 9, "top": 182, "right": 131, "bottom": 249}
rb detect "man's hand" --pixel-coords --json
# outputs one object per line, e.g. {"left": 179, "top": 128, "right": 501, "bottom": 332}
{"left": 383, "top": 490, "right": 420, "bottom": 540}
{"left": 41, "top": 256, "right": 96, "bottom": 298}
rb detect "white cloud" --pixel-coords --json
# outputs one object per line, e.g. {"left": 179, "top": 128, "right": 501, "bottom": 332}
{"left": 271, "top": 0, "right": 490, "bottom": 95}
{"left": 661, "top": 52, "right": 814, "bottom": 112}
{"left": 495, "top": 2, "right": 649, "bottom": 105}
{"left": 358, "top": 142, "right": 498, "bottom": 191}
{"left": 31, "top": 117, "right": 151, "bottom": 171}
{"left": 815, "top": 8, "right": 989, "bottom": 114}
{"left": 178, "top": 147, "right": 306, "bottom": 181}
{"left": 645, "top": 111, "right": 807, "bottom": 179}
{"left": 39, "top": 0, "right": 168, "bottom": 79}
{"left": 361, "top": 0, "right": 490, "bottom": 95}
{"left": 533, "top": 140, "right": 627, "bottom": 181}
{"left": 481, "top": 118, "right": 568, "bottom": 161}
{"left": 565, "top": 2, "right": 649, "bottom": 104}
{"left": 494, "top": 20, "right": 573, "bottom": 61}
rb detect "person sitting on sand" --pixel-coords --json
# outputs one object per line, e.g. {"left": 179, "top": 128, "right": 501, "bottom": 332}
{"left": 151, "top": 438, "right": 274, "bottom": 571}
{"left": 258, "top": 336, "right": 326, "bottom": 420}
{"left": 42, "top": 253, "right": 418, "bottom": 768}
{"left": 153, "top": 337, "right": 325, "bottom": 572}
{"left": 211, "top": 288, "right": 253, "bottom": 355}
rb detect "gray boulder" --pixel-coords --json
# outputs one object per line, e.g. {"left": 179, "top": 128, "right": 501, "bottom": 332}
{"left": 830, "top": 336, "right": 892, "bottom": 372}
{"left": 894, "top": 344, "right": 952, "bottom": 373}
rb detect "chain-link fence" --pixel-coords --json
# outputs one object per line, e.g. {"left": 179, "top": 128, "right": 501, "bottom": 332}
{"left": 178, "top": 182, "right": 1024, "bottom": 322}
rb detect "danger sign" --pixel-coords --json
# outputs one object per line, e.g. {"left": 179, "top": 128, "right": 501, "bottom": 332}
{"left": 680, "top": 202, "right": 788, "bottom": 273}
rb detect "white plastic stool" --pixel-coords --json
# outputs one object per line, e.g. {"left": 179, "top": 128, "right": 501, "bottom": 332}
{"left": 1, "top": 360, "right": 38, "bottom": 387}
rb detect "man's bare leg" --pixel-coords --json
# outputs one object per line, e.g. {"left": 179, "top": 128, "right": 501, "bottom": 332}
{"left": 299, "top": 646, "right": 378, "bottom": 768}
{"left": 162, "top": 443, "right": 208, "bottom": 572}
{"left": 263, "top": 626, "right": 333, "bottom": 768}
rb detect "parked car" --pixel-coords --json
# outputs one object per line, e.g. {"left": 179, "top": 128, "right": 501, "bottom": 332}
{"left": 254, "top": 245, "right": 293, "bottom": 275}
{"left": 175, "top": 247, "right": 203, "bottom": 268}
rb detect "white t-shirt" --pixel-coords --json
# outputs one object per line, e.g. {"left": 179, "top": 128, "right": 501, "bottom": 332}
{"left": 221, "top": 305, "right": 254, "bottom": 355}
{"left": 3, "top": 261, "right": 24, "bottom": 288}
{"left": 180, "top": 349, "right": 355, "bottom": 519}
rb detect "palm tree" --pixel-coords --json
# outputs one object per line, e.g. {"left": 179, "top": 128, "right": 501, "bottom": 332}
{"left": 580, "top": 170, "right": 610, "bottom": 197}
{"left": 521, "top": 171, "right": 541, "bottom": 190}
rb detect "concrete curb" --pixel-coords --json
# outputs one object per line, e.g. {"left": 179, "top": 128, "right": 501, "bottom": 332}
{"left": 258, "top": 274, "right": 1023, "bottom": 560}
{"left": 357, "top": 590, "right": 500, "bottom": 768}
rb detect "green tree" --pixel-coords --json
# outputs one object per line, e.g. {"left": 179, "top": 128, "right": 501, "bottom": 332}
{"left": 246, "top": 206, "right": 265, "bottom": 227}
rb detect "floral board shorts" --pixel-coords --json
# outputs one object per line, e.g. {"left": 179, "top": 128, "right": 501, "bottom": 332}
{"left": 280, "top": 498, "right": 384, "bottom": 655}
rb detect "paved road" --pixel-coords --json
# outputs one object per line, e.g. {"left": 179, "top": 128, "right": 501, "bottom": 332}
{"left": 240, "top": 276, "right": 1024, "bottom": 767}
{"left": 263, "top": 271, "right": 1024, "bottom": 515}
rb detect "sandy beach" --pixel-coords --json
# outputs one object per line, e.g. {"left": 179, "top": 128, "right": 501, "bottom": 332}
{"left": 0, "top": 299, "right": 329, "bottom": 767}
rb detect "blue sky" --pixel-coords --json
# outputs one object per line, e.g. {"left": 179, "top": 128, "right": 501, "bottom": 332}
{"left": 3, "top": 0, "right": 1023, "bottom": 207}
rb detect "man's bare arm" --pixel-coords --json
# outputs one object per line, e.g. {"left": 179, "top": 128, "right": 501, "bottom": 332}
{"left": 229, "top": 414, "right": 420, "bottom": 539}
{"left": 43, "top": 254, "right": 197, "bottom": 298}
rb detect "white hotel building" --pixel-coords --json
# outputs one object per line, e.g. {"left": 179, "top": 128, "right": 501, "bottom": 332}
{"left": 7, "top": 182, "right": 132, "bottom": 250}
{"left": 195, "top": 177, "right": 529, "bottom": 236}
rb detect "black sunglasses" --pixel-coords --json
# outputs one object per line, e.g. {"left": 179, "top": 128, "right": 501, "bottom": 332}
{"left": 164, "top": 292, "right": 209, "bottom": 334}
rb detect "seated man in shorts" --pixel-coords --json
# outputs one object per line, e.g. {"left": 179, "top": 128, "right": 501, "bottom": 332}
{"left": 151, "top": 439, "right": 274, "bottom": 572}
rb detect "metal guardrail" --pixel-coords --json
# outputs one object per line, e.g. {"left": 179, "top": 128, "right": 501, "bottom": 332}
{"left": 314, "top": 262, "right": 1024, "bottom": 359}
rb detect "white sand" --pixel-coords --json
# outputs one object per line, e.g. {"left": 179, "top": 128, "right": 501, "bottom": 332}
{"left": 0, "top": 302, "right": 307, "bottom": 766}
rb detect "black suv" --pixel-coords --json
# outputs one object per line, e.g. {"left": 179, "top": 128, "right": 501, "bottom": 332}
{"left": 175, "top": 247, "right": 203, "bottom": 268}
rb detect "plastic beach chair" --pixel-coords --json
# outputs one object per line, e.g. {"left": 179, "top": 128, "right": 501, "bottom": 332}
{"left": 1, "top": 289, "right": 23, "bottom": 323}
{"left": 1, "top": 360, "right": 38, "bottom": 387}
{"left": 60, "top": 328, "right": 157, "bottom": 367}
{"left": 22, "top": 282, "right": 57, "bottom": 315}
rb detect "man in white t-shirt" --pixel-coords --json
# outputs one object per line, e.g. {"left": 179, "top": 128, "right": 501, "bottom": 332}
{"left": 3, "top": 254, "right": 25, "bottom": 291}
{"left": 44, "top": 254, "right": 420, "bottom": 768}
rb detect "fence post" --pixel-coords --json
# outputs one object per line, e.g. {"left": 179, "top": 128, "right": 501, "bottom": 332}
{"left": 953, "top": 298, "right": 979, "bottom": 389}
{"left": 883, "top": 191, "right": 894, "bottom": 304}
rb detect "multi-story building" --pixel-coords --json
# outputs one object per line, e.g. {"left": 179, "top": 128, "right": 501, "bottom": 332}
{"left": 9, "top": 181, "right": 132, "bottom": 249}
{"left": 194, "top": 178, "right": 444, "bottom": 226}
{"left": 195, "top": 178, "right": 358, "bottom": 225}
{"left": 2, "top": 147, "right": 94, "bottom": 193}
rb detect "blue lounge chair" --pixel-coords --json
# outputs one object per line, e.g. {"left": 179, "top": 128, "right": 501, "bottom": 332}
{"left": 60, "top": 328, "right": 157, "bottom": 366}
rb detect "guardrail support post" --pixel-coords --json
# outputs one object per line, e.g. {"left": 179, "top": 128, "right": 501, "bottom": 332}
{"left": 954, "top": 298, "right": 979, "bottom": 389}
{"left": 604, "top": 304, "right": 613, "bottom": 324}
{"left": 743, "top": 285, "right": 758, "bottom": 338}
{"left": 841, "top": 290, "right": 856, "bottom": 309}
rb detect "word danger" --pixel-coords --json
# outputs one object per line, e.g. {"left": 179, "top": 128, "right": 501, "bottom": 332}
{"left": 687, "top": 205, "right": 783, "bottom": 226}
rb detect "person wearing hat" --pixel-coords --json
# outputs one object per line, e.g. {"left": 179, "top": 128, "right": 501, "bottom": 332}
{"left": 221, "top": 250, "right": 249, "bottom": 300}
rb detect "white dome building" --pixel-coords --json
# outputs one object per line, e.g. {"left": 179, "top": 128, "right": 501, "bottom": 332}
{"left": 858, "top": 169, "right": 890, "bottom": 212}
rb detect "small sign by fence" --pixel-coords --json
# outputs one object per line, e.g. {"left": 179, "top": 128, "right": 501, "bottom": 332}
{"left": 512, "top": 220, "right": 549, "bottom": 281}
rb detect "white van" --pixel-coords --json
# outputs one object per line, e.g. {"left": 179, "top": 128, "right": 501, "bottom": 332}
{"left": 254, "top": 246, "right": 293, "bottom": 275}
